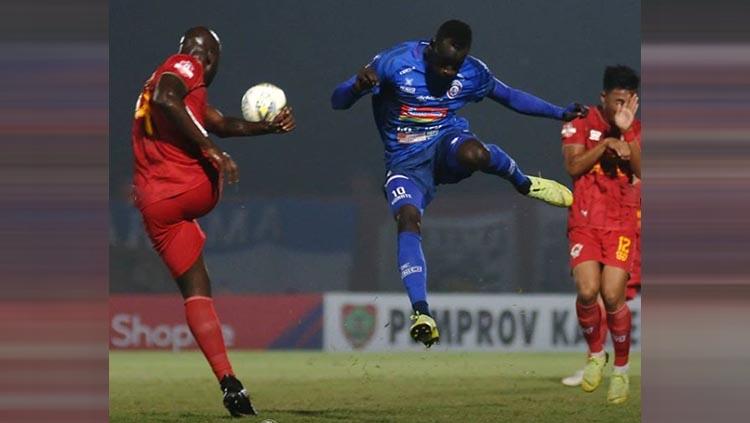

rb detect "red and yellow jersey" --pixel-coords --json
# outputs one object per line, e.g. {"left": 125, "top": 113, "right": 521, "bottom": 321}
{"left": 562, "top": 106, "right": 641, "bottom": 231}
{"left": 131, "top": 54, "right": 217, "bottom": 209}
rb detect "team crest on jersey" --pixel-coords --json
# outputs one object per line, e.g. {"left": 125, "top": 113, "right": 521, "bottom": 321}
{"left": 589, "top": 130, "right": 602, "bottom": 141}
{"left": 341, "top": 304, "right": 377, "bottom": 349}
{"left": 561, "top": 123, "right": 577, "bottom": 138}
{"left": 173, "top": 60, "right": 195, "bottom": 79}
{"left": 446, "top": 79, "right": 463, "bottom": 99}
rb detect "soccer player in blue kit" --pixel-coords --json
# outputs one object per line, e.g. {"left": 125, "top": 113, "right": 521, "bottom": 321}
{"left": 331, "top": 20, "right": 588, "bottom": 347}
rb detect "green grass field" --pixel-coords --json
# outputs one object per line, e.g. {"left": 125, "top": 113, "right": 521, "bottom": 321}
{"left": 110, "top": 351, "right": 640, "bottom": 423}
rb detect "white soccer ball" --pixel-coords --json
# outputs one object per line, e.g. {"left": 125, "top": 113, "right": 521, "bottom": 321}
{"left": 241, "top": 83, "right": 286, "bottom": 122}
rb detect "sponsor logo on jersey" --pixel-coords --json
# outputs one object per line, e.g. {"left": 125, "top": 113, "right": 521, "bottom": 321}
{"left": 399, "top": 105, "right": 448, "bottom": 123}
{"left": 446, "top": 79, "right": 463, "bottom": 99}
{"left": 561, "top": 123, "right": 577, "bottom": 138}
{"left": 399, "top": 85, "right": 416, "bottom": 94}
{"left": 399, "top": 67, "right": 415, "bottom": 75}
{"left": 341, "top": 304, "right": 377, "bottom": 349}
{"left": 589, "top": 130, "right": 602, "bottom": 141}
{"left": 396, "top": 130, "right": 439, "bottom": 144}
{"left": 173, "top": 60, "right": 195, "bottom": 79}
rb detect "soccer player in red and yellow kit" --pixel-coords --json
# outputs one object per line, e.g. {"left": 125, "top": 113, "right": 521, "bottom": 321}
{"left": 131, "top": 27, "right": 295, "bottom": 416}
{"left": 561, "top": 65, "right": 640, "bottom": 404}
{"left": 562, "top": 179, "right": 641, "bottom": 389}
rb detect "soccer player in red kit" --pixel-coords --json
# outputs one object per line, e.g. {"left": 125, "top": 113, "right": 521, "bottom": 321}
{"left": 562, "top": 180, "right": 641, "bottom": 388}
{"left": 131, "top": 27, "right": 295, "bottom": 416}
{"left": 561, "top": 65, "right": 640, "bottom": 404}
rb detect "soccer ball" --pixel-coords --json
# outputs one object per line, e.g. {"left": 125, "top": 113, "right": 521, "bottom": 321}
{"left": 241, "top": 83, "right": 286, "bottom": 122}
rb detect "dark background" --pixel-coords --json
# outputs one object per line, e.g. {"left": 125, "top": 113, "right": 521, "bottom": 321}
{"left": 110, "top": 0, "right": 640, "bottom": 294}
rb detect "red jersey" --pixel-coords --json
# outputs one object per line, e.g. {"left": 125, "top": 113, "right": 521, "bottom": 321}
{"left": 562, "top": 106, "right": 641, "bottom": 230}
{"left": 131, "top": 54, "right": 218, "bottom": 209}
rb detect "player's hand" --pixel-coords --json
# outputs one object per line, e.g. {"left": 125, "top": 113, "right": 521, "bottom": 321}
{"left": 614, "top": 93, "right": 639, "bottom": 131}
{"left": 615, "top": 94, "right": 639, "bottom": 132}
{"left": 205, "top": 147, "right": 240, "bottom": 184}
{"left": 605, "top": 138, "right": 631, "bottom": 161}
{"left": 268, "top": 106, "right": 296, "bottom": 133}
{"left": 561, "top": 103, "right": 589, "bottom": 122}
{"left": 354, "top": 66, "right": 379, "bottom": 93}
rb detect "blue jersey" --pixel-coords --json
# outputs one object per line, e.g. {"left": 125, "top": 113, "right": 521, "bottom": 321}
{"left": 332, "top": 40, "right": 566, "bottom": 170}
{"left": 367, "top": 40, "right": 494, "bottom": 168}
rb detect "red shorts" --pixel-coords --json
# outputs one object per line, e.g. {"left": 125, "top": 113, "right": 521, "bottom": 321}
{"left": 568, "top": 226, "right": 637, "bottom": 273}
{"left": 139, "top": 180, "right": 220, "bottom": 278}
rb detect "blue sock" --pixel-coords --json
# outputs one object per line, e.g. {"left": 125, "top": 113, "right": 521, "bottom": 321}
{"left": 484, "top": 144, "right": 531, "bottom": 194}
{"left": 397, "top": 231, "right": 429, "bottom": 314}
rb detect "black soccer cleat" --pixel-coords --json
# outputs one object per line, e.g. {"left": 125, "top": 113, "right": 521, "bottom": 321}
{"left": 220, "top": 375, "right": 258, "bottom": 417}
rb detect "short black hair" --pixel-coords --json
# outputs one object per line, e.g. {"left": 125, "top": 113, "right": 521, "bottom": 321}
{"left": 436, "top": 19, "right": 472, "bottom": 50}
{"left": 603, "top": 65, "right": 639, "bottom": 91}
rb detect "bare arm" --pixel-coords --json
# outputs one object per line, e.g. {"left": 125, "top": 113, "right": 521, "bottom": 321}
{"left": 204, "top": 105, "right": 296, "bottom": 138}
{"left": 152, "top": 73, "right": 239, "bottom": 183}
{"left": 562, "top": 140, "right": 613, "bottom": 178}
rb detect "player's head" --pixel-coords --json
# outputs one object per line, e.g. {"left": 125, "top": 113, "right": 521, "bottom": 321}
{"left": 600, "top": 65, "right": 639, "bottom": 124}
{"left": 179, "top": 26, "right": 222, "bottom": 85}
{"left": 425, "top": 20, "right": 472, "bottom": 80}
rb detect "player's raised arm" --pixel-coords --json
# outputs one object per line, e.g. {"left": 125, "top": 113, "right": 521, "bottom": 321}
{"left": 614, "top": 94, "right": 641, "bottom": 178}
{"left": 331, "top": 66, "right": 380, "bottom": 110}
{"left": 488, "top": 77, "right": 588, "bottom": 121}
{"left": 204, "top": 105, "right": 296, "bottom": 138}
{"left": 152, "top": 73, "right": 239, "bottom": 184}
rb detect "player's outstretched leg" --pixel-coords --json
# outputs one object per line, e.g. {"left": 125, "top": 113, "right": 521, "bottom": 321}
{"left": 177, "top": 256, "right": 258, "bottom": 416}
{"left": 395, "top": 205, "right": 440, "bottom": 348}
{"left": 601, "top": 265, "right": 632, "bottom": 404}
{"left": 454, "top": 140, "right": 572, "bottom": 207}
{"left": 573, "top": 261, "right": 608, "bottom": 393}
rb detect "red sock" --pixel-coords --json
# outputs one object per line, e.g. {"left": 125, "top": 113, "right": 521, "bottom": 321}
{"left": 184, "top": 296, "right": 234, "bottom": 380}
{"left": 607, "top": 303, "right": 632, "bottom": 367}
{"left": 576, "top": 300, "right": 605, "bottom": 354}
{"left": 598, "top": 302, "right": 609, "bottom": 346}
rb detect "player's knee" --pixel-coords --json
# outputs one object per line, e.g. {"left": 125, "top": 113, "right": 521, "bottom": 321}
{"left": 601, "top": 290, "right": 625, "bottom": 312}
{"left": 575, "top": 280, "right": 599, "bottom": 305}
{"left": 457, "top": 140, "right": 490, "bottom": 171}
{"left": 396, "top": 205, "right": 421, "bottom": 233}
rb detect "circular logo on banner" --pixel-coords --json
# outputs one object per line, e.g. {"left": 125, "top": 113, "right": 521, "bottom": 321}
{"left": 447, "top": 80, "right": 463, "bottom": 99}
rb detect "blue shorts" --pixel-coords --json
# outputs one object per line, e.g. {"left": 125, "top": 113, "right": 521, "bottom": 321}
{"left": 383, "top": 129, "right": 478, "bottom": 215}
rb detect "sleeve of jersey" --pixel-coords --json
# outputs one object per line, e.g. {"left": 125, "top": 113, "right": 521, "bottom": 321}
{"left": 331, "top": 51, "right": 391, "bottom": 110}
{"left": 561, "top": 118, "right": 587, "bottom": 146}
{"left": 471, "top": 61, "right": 495, "bottom": 101}
{"left": 488, "top": 77, "right": 565, "bottom": 119}
{"left": 161, "top": 55, "right": 204, "bottom": 91}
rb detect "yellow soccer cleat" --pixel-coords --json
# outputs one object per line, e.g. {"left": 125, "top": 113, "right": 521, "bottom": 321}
{"left": 581, "top": 352, "right": 608, "bottom": 392}
{"left": 607, "top": 373, "right": 630, "bottom": 404}
{"left": 526, "top": 176, "right": 573, "bottom": 208}
{"left": 410, "top": 313, "right": 440, "bottom": 348}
